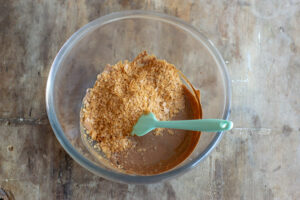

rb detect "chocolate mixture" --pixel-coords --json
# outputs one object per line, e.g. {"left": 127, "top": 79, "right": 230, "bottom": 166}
{"left": 80, "top": 52, "right": 201, "bottom": 175}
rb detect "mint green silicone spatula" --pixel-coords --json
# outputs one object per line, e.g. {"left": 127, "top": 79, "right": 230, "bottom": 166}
{"left": 131, "top": 112, "right": 233, "bottom": 136}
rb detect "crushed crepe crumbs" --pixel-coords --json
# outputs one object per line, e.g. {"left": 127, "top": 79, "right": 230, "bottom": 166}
{"left": 80, "top": 51, "right": 185, "bottom": 158}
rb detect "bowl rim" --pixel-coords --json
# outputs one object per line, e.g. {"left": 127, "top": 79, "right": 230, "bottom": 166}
{"left": 46, "top": 10, "right": 231, "bottom": 184}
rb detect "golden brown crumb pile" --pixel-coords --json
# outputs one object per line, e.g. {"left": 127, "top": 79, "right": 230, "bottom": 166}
{"left": 81, "top": 51, "right": 185, "bottom": 158}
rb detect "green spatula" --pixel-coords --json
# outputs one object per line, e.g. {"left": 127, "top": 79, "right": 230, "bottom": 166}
{"left": 131, "top": 112, "right": 233, "bottom": 136}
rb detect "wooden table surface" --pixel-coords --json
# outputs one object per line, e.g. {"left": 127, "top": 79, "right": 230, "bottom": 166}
{"left": 1, "top": 1, "right": 299, "bottom": 199}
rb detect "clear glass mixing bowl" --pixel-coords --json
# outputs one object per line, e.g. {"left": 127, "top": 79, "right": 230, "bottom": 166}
{"left": 46, "top": 10, "right": 231, "bottom": 184}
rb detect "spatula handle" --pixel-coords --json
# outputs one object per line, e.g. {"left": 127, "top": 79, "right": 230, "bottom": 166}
{"left": 155, "top": 119, "right": 233, "bottom": 132}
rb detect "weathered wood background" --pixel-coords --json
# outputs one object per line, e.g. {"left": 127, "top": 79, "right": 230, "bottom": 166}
{"left": 0, "top": 0, "right": 299, "bottom": 199}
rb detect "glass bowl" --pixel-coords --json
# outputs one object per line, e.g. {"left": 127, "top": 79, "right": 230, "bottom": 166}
{"left": 46, "top": 10, "right": 231, "bottom": 184}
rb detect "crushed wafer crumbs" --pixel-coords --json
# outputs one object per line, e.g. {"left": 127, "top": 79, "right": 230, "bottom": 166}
{"left": 81, "top": 51, "right": 185, "bottom": 158}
